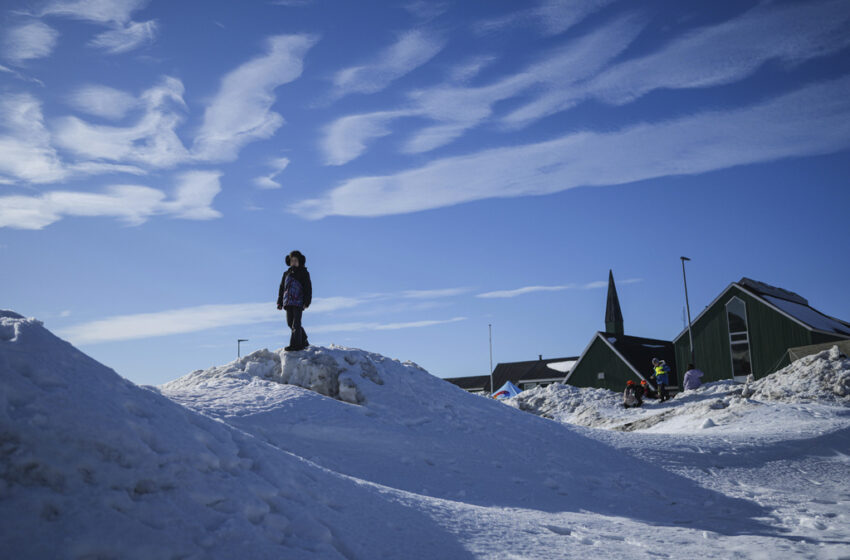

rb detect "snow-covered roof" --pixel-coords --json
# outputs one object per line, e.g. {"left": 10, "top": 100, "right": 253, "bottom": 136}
{"left": 545, "top": 360, "right": 576, "bottom": 373}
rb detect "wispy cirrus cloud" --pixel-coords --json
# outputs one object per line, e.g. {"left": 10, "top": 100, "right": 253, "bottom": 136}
{"left": 477, "top": 285, "right": 574, "bottom": 299}
{"left": 89, "top": 19, "right": 157, "bottom": 53}
{"left": 56, "top": 287, "right": 468, "bottom": 343}
{"left": 321, "top": 12, "right": 643, "bottom": 163}
{"left": 193, "top": 34, "right": 317, "bottom": 161}
{"left": 0, "top": 170, "right": 222, "bottom": 230}
{"left": 474, "top": 0, "right": 616, "bottom": 37}
{"left": 67, "top": 84, "right": 139, "bottom": 119}
{"left": 477, "top": 279, "right": 640, "bottom": 299}
{"left": 309, "top": 316, "right": 466, "bottom": 334}
{"left": 54, "top": 76, "right": 189, "bottom": 168}
{"left": 56, "top": 297, "right": 364, "bottom": 344}
{"left": 400, "top": 287, "right": 472, "bottom": 299}
{"left": 0, "top": 93, "right": 67, "bottom": 183}
{"left": 39, "top": 0, "right": 157, "bottom": 54}
{"left": 39, "top": 0, "right": 148, "bottom": 24}
{"left": 324, "top": 0, "right": 850, "bottom": 164}
{"left": 332, "top": 29, "right": 446, "bottom": 97}
{"left": 0, "top": 91, "right": 145, "bottom": 184}
{"left": 322, "top": 110, "right": 409, "bottom": 165}
{"left": 253, "top": 157, "right": 290, "bottom": 189}
{"left": 3, "top": 20, "right": 59, "bottom": 64}
{"left": 503, "top": 0, "right": 850, "bottom": 127}
{"left": 294, "top": 76, "right": 850, "bottom": 219}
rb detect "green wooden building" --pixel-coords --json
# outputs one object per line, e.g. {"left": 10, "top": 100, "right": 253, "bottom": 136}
{"left": 564, "top": 271, "right": 677, "bottom": 391}
{"left": 673, "top": 278, "right": 850, "bottom": 384}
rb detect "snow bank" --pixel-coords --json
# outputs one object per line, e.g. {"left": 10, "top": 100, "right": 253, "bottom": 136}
{"left": 163, "top": 346, "right": 424, "bottom": 407}
{"left": 506, "top": 383, "right": 623, "bottom": 427}
{"left": 2, "top": 310, "right": 781, "bottom": 557}
{"left": 747, "top": 345, "right": 850, "bottom": 403}
{"left": 507, "top": 346, "right": 849, "bottom": 434}
{"left": 0, "top": 312, "right": 469, "bottom": 559}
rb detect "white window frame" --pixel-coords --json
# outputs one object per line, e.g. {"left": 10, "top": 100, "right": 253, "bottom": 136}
{"left": 726, "top": 296, "right": 754, "bottom": 382}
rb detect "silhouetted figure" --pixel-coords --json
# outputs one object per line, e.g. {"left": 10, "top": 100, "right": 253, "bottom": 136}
{"left": 277, "top": 250, "right": 312, "bottom": 351}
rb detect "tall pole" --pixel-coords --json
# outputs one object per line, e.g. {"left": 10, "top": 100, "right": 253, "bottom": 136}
{"left": 237, "top": 338, "right": 248, "bottom": 358}
{"left": 680, "top": 257, "right": 695, "bottom": 364}
{"left": 488, "top": 324, "right": 494, "bottom": 394}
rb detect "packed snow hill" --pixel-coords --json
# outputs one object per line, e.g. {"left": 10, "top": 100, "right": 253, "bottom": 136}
{"left": 1, "top": 310, "right": 848, "bottom": 559}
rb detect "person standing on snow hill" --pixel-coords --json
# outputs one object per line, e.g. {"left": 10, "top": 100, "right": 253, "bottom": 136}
{"left": 682, "top": 363, "right": 704, "bottom": 391}
{"left": 277, "top": 250, "right": 312, "bottom": 352}
{"left": 623, "top": 380, "right": 643, "bottom": 409}
{"left": 651, "top": 358, "right": 670, "bottom": 402}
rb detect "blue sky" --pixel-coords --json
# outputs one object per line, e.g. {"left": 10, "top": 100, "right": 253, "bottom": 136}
{"left": 2, "top": 0, "right": 849, "bottom": 385}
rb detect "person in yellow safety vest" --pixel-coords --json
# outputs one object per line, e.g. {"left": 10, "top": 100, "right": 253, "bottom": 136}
{"left": 651, "top": 358, "right": 671, "bottom": 402}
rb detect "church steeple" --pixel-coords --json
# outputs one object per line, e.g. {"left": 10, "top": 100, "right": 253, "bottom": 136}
{"left": 605, "top": 269, "right": 624, "bottom": 335}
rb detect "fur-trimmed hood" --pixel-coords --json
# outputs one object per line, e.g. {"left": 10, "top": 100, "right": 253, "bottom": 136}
{"left": 285, "top": 250, "right": 306, "bottom": 267}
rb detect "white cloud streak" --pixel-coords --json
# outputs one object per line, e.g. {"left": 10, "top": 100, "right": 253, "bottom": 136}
{"left": 294, "top": 77, "right": 850, "bottom": 219}
{"left": 39, "top": 0, "right": 156, "bottom": 54}
{"left": 477, "top": 279, "right": 642, "bottom": 298}
{"left": 322, "top": 12, "right": 643, "bottom": 162}
{"left": 477, "top": 285, "right": 574, "bottom": 299}
{"left": 322, "top": 110, "right": 409, "bottom": 165}
{"left": 0, "top": 170, "right": 222, "bottom": 230}
{"left": 474, "top": 0, "right": 616, "bottom": 37}
{"left": 400, "top": 287, "right": 472, "bottom": 299}
{"left": 89, "top": 19, "right": 157, "bottom": 53}
{"left": 0, "top": 93, "right": 66, "bottom": 183}
{"left": 67, "top": 84, "right": 139, "bottom": 119}
{"left": 193, "top": 34, "right": 317, "bottom": 161}
{"left": 56, "top": 289, "right": 469, "bottom": 343}
{"left": 4, "top": 21, "right": 59, "bottom": 63}
{"left": 324, "top": 0, "right": 850, "bottom": 163}
{"left": 54, "top": 76, "right": 190, "bottom": 168}
{"left": 332, "top": 29, "right": 445, "bottom": 97}
{"left": 253, "top": 157, "right": 290, "bottom": 189}
{"left": 504, "top": 0, "right": 850, "bottom": 127}
{"left": 57, "top": 297, "right": 365, "bottom": 344}
{"left": 309, "top": 316, "right": 466, "bottom": 334}
{"left": 39, "top": 0, "right": 148, "bottom": 24}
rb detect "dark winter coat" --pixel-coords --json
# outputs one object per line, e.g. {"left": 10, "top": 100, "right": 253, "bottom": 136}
{"left": 277, "top": 256, "right": 312, "bottom": 309}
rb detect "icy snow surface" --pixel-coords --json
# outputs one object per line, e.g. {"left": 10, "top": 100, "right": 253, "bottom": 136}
{"left": 2, "top": 311, "right": 849, "bottom": 559}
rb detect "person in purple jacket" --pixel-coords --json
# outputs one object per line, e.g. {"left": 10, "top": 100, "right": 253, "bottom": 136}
{"left": 682, "top": 363, "right": 705, "bottom": 391}
{"left": 276, "top": 250, "right": 312, "bottom": 351}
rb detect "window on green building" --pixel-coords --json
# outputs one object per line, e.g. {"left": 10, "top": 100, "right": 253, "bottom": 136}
{"left": 726, "top": 296, "right": 753, "bottom": 380}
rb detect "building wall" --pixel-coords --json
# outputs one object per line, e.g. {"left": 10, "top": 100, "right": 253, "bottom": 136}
{"left": 675, "top": 286, "right": 815, "bottom": 383}
{"left": 568, "top": 336, "right": 640, "bottom": 391}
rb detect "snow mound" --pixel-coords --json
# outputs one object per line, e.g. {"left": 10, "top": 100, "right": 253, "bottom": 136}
{"left": 747, "top": 346, "right": 850, "bottom": 403}
{"left": 507, "top": 348, "right": 849, "bottom": 434}
{"left": 506, "top": 383, "right": 622, "bottom": 427}
{"left": 0, "top": 313, "right": 465, "bottom": 558}
{"left": 3, "top": 311, "right": 780, "bottom": 556}
{"left": 163, "top": 346, "right": 418, "bottom": 407}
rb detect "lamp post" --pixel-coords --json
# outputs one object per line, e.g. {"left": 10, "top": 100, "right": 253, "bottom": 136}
{"left": 680, "top": 257, "right": 695, "bottom": 364}
{"left": 488, "top": 324, "right": 494, "bottom": 394}
{"left": 237, "top": 338, "right": 248, "bottom": 358}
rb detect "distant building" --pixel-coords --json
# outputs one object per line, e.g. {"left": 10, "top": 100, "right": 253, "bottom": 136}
{"left": 673, "top": 277, "right": 850, "bottom": 384}
{"left": 444, "top": 356, "right": 577, "bottom": 395}
{"left": 490, "top": 356, "right": 578, "bottom": 392}
{"left": 443, "top": 374, "right": 492, "bottom": 395}
{"left": 565, "top": 270, "right": 676, "bottom": 391}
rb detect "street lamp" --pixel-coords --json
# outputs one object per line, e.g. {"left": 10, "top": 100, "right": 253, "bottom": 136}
{"left": 237, "top": 338, "right": 248, "bottom": 358}
{"left": 488, "top": 324, "right": 494, "bottom": 395}
{"left": 680, "top": 257, "right": 695, "bottom": 364}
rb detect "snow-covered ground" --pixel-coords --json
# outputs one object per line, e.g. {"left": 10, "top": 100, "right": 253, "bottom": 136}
{"left": 2, "top": 309, "right": 849, "bottom": 559}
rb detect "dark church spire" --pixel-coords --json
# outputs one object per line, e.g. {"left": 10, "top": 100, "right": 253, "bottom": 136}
{"left": 605, "top": 269, "right": 624, "bottom": 335}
